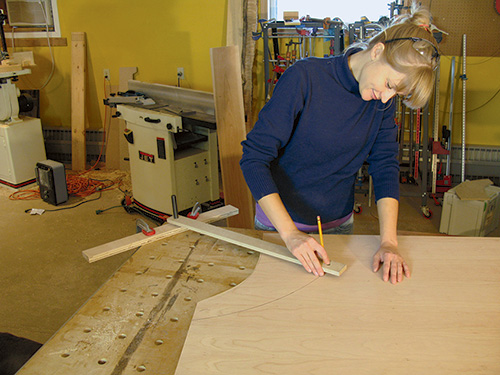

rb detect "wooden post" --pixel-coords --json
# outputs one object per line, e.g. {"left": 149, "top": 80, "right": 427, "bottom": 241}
{"left": 227, "top": 0, "right": 258, "bottom": 133}
{"left": 71, "top": 32, "right": 87, "bottom": 171}
{"left": 210, "top": 45, "right": 254, "bottom": 229}
{"left": 226, "top": 0, "right": 243, "bottom": 48}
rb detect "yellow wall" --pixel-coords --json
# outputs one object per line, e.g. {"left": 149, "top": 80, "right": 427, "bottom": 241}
{"left": 13, "top": 1, "right": 500, "bottom": 148}
{"left": 438, "top": 56, "right": 500, "bottom": 147}
{"left": 16, "top": 0, "right": 227, "bottom": 129}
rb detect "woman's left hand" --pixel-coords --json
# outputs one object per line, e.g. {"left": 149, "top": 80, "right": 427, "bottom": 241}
{"left": 372, "top": 244, "right": 411, "bottom": 284}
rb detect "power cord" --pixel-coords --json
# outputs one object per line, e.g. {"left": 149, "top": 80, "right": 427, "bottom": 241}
{"left": 25, "top": 190, "right": 103, "bottom": 214}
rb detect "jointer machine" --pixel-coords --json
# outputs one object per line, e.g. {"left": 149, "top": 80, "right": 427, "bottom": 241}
{"left": 106, "top": 81, "right": 220, "bottom": 222}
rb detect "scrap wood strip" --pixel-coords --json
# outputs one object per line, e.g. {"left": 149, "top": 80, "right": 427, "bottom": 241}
{"left": 167, "top": 216, "right": 347, "bottom": 276}
{"left": 82, "top": 205, "right": 239, "bottom": 263}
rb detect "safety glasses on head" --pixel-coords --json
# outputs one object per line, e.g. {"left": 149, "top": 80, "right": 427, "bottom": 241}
{"left": 384, "top": 37, "right": 440, "bottom": 65}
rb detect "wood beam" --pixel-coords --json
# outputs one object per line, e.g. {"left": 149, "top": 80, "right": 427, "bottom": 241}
{"left": 167, "top": 216, "right": 347, "bottom": 276}
{"left": 210, "top": 45, "right": 254, "bottom": 229}
{"left": 5, "top": 38, "right": 67, "bottom": 47}
{"left": 71, "top": 32, "right": 87, "bottom": 171}
{"left": 82, "top": 205, "right": 239, "bottom": 263}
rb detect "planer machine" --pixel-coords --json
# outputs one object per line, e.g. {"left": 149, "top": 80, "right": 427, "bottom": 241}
{"left": 111, "top": 81, "right": 220, "bottom": 222}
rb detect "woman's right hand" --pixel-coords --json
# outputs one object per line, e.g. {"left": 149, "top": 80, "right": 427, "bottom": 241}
{"left": 257, "top": 194, "right": 330, "bottom": 276}
{"left": 282, "top": 230, "right": 331, "bottom": 276}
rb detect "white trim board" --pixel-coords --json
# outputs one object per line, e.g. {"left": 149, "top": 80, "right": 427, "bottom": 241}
{"left": 167, "top": 216, "right": 347, "bottom": 276}
{"left": 82, "top": 205, "right": 239, "bottom": 263}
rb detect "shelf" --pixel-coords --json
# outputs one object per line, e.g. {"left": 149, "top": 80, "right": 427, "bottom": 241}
{"left": 6, "top": 38, "right": 67, "bottom": 47}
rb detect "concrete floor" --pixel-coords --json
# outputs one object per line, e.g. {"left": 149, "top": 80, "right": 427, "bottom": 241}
{"left": 0, "top": 172, "right": 499, "bottom": 345}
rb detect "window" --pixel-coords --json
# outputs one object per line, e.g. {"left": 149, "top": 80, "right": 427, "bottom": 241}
{"left": 0, "top": 0, "right": 61, "bottom": 38}
{"left": 271, "top": 0, "right": 393, "bottom": 23}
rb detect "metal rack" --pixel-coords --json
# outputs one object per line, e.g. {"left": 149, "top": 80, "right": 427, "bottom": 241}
{"left": 257, "top": 1, "right": 435, "bottom": 219}
{"left": 396, "top": 99, "right": 432, "bottom": 217}
{"left": 261, "top": 20, "right": 339, "bottom": 99}
{"left": 260, "top": 20, "right": 384, "bottom": 99}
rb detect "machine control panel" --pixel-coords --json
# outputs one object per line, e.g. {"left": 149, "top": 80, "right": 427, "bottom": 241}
{"left": 117, "top": 105, "right": 183, "bottom": 133}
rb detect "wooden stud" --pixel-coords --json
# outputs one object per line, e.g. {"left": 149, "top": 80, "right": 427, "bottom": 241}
{"left": 167, "top": 216, "right": 347, "bottom": 276}
{"left": 226, "top": 0, "right": 258, "bottom": 133}
{"left": 71, "top": 32, "right": 87, "bottom": 171}
{"left": 210, "top": 46, "right": 254, "bottom": 229}
{"left": 226, "top": 0, "right": 243, "bottom": 48}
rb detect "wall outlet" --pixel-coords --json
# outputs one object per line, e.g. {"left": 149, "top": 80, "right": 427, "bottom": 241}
{"left": 177, "top": 67, "right": 185, "bottom": 80}
{"left": 103, "top": 69, "right": 110, "bottom": 81}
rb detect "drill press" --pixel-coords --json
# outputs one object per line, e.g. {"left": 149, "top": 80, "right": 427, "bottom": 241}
{"left": 0, "top": 10, "right": 46, "bottom": 188}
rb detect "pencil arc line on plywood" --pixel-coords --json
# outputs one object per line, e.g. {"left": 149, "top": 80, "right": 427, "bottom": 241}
{"left": 189, "top": 253, "right": 334, "bottom": 321}
{"left": 193, "top": 273, "right": 319, "bottom": 321}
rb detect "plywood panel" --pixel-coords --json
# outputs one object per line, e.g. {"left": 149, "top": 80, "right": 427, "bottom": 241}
{"left": 420, "top": 0, "right": 500, "bottom": 57}
{"left": 175, "top": 234, "right": 500, "bottom": 374}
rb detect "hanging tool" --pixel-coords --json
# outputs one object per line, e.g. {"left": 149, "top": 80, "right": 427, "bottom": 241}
{"left": 323, "top": 18, "right": 335, "bottom": 56}
{"left": 431, "top": 61, "right": 440, "bottom": 195}
{"left": 432, "top": 56, "right": 455, "bottom": 195}
{"left": 414, "top": 108, "right": 421, "bottom": 180}
{"left": 460, "top": 34, "right": 467, "bottom": 183}
{"left": 408, "top": 109, "right": 415, "bottom": 184}
{"left": 136, "top": 218, "right": 156, "bottom": 236}
{"left": 445, "top": 57, "right": 456, "bottom": 178}
{"left": 285, "top": 42, "right": 291, "bottom": 68}
{"left": 266, "top": 57, "right": 285, "bottom": 100}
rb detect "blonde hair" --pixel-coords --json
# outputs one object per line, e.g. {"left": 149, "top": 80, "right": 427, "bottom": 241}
{"left": 350, "top": 3, "right": 439, "bottom": 109}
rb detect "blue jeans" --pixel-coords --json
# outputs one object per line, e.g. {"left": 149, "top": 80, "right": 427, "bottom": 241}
{"left": 254, "top": 215, "right": 354, "bottom": 235}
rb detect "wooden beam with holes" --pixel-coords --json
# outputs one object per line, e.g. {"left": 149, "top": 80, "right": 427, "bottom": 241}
{"left": 82, "top": 205, "right": 239, "bottom": 263}
{"left": 19, "top": 230, "right": 260, "bottom": 375}
{"left": 167, "top": 216, "right": 347, "bottom": 276}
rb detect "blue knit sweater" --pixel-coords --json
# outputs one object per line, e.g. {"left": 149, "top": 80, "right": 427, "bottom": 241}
{"left": 240, "top": 49, "right": 400, "bottom": 226}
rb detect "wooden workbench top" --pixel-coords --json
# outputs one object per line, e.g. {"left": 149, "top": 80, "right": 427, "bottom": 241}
{"left": 18, "top": 230, "right": 259, "bottom": 374}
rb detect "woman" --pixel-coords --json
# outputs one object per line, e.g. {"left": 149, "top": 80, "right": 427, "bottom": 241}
{"left": 240, "top": 3, "right": 439, "bottom": 283}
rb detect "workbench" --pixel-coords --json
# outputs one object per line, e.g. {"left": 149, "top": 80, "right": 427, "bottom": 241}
{"left": 17, "top": 228, "right": 259, "bottom": 374}
{"left": 18, "top": 230, "right": 500, "bottom": 374}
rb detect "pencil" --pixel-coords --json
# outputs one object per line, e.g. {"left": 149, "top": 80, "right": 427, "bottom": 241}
{"left": 317, "top": 215, "right": 324, "bottom": 247}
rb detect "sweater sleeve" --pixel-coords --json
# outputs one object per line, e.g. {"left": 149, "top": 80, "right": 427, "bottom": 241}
{"left": 240, "top": 64, "right": 308, "bottom": 201}
{"left": 366, "top": 102, "right": 400, "bottom": 202}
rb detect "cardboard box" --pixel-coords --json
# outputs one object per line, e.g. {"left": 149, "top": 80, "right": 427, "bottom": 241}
{"left": 439, "top": 183, "right": 500, "bottom": 236}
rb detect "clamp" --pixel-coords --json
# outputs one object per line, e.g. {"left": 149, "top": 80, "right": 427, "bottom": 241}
{"left": 136, "top": 218, "right": 156, "bottom": 236}
{"left": 187, "top": 202, "right": 201, "bottom": 219}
